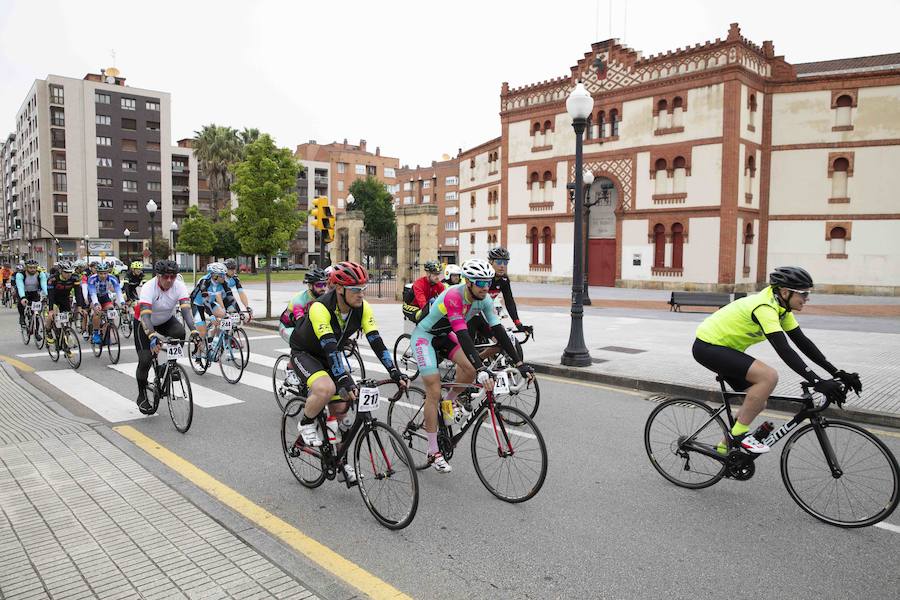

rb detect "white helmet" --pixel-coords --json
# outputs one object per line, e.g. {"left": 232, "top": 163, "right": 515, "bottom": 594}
{"left": 206, "top": 262, "right": 227, "bottom": 276}
{"left": 461, "top": 258, "right": 494, "bottom": 281}
{"left": 444, "top": 264, "right": 462, "bottom": 279}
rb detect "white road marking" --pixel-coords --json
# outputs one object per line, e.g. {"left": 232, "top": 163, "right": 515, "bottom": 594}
{"left": 186, "top": 359, "right": 272, "bottom": 392}
{"left": 109, "top": 363, "right": 243, "bottom": 408}
{"left": 17, "top": 346, "right": 136, "bottom": 359}
{"left": 246, "top": 334, "right": 281, "bottom": 340}
{"left": 875, "top": 522, "right": 900, "bottom": 534}
{"left": 390, "top": 399, "right": 537, "bottom": 439}
{"left": 35, "top": 370, "right": 149, "bottom": 422}
{"left": 246, "top": 353, "right": 277, "bottom": 369}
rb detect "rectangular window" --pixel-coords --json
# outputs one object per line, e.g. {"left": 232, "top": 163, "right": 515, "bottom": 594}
{"left": 123, "top": 201, "right": 138, "bottom": 212}
{"left": 97, "top": 157, "right": 112, "bottom": 167}
{"left": 337, "top": 180, "right": 344, "bottom": 191}
{"left": 95, "top": 92, "right": 110, "bottom": 104}
{"left": 146, "top": 121, "right": 160, "bottom": 131}
{"left": 122, "top": 160, "right": 137, "bottom": 171}
{"left": 98, "top": 199, "right": 114, "bottom": 209}
{"left": 145, "top": 141, "right": 160, "bottom": 152}
{"left": 124, "top": 220, "right": 139, "bottom": 231}
{"left": 445, "top": 222, "right": 459, "bottom": 231}
{"left": 355, "top": 164, "right": 366, "bottom": 175}
{"left": 54, "top": 215, "right": 68, "bottom": 234}
{"left": 121, "top": 118, "right": 136, "bottom": 130}
{"left": 172, "top": 160, "right": 186, "bottom": 172}
{"left": 52, "top": 172, "right": 67, "bottom": 192}
{"left": 121, "top": 97, "right": 136, "bottom": 110}
{"left": 122, "top": 180, "right": 137, "bottom": 192}
{"left": 54, "top": 195, "right": 68, "bottom": 213}
{"left": 404, "top": 196, "right": 413, "bottom": 205}
{"left": 50, "top": 108, "right": 65, "bottom": 127}
{"left": 403, "top": 182, "right": 411, "bottom": 191}
{"left": 147, "top": 181, "right": 161, "bottom": 191}
{"left": 97, "top": 178, "right": 113, "bottom": 187}
{"left": 95, "top": 114, "right": 111, "bottom": 125}
{"left": 366, "top": 165, "right": 377, "bottom": 176}
{"left": 53, "top": 155, "right": 66, "bottom": 170}
{"left": 384, "top": 167, "right": 396, "bottom": 178}
{"left": 145, "top": 100, "right": 160, "bottom": 111}
{"left": 337, "top": 162, "right": 346, "bottom": 174}
{"left": 444, "top": 206, "right": 458, "bottom": 216}
{"left": 121, "top": 139, "right": 137, "bottom": 152}
{"left": 147, "top": 162, "right": 161, "bottom": 171}
{"left": 445, "top": 191, "right": 458, "bottom": 201}
{"left": 96, "top": 136, "right": 111, "bottom": 146}
{"left": 51, "top": 129, "right": 66, "bottom": 149}
{"left": 49, "top": 85, "right": 64, "bottom": 105}
{"left": 423, "top": 180, "right": 431, "bottom": 189}
{"left": 98, "top": 220, "right": 115, "bottom": 229}
{"left": 445, "top": 176, "right": 458, "bottom": 186}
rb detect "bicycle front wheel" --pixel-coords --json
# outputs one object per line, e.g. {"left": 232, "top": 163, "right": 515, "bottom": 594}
{"left": 105, "top": 325, "right": 120, "bottom": 364}
{"left": 119, "top": 314, "right": 133, "bottom": 339}
{"left": 167, "top": 363, "right": 194, "bottom": 434}
{"left": 234, "top": 327, "right": 250, "bottom": 367}
{"left": 190, "top": 335, "right": 209, "bottom": 375}
{"left": 781, "top": 420, "right": 900, "bottom": 528}
{"left": 644, "top": 398, "right": 728, "bottom": 489}
{"left": 354, "top": 420, "right": 420, "bottom": 530}
{"left": 219, "top": 335, "right": 245, "bottom": 383}
{"left": 392, "top": 334, "right": 418, "bottom": 380}
{"left": 272, "top": 354, "right": 296, "bottom": 412}
{"left": 470, "top": 404, "right": 548, "bottom": 503}
{"left": 281, "top": 397, "right": 326, "bottom": 488}
{"left": 385, "top": 385, "right": 429, "bottom": 470}
{"left": 20, "top": 318, "right": 31, "bottom": 345}
{"left": 47, "top": 327, "right": 60, "bottom": 362}
{"left": 34, "top": 320, "right": 44, "bottom": 349}
{"left": 494, "top": 368, "right": 540, "bottom": 423}
{"left": 343, "top": 344, "right": 365, "bottom": 380}
{"left": 62, "top": 327, "right": 82, "bottom": 369}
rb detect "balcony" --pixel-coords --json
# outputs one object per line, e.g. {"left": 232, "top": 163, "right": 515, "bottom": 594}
{"left": 172, "top": 185, "right": 190, "bottom": 194}
{"left": 172, "top": 165, "right": 189, "bottom": 173}
{"left": 314, "top": 176, "right": 329, "bottom": 187}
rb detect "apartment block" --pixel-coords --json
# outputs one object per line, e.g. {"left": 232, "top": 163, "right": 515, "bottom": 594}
{"left": 395, "top": 157, "right": 460, "bottom": 264}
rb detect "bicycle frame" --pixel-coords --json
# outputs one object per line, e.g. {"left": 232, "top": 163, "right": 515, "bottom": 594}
{"left": 438, "top": 383, "right": 515, "bottom": 456}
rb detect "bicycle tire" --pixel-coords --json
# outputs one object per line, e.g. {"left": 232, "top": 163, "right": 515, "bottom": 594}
{"left": 494, "top": 369, "right": 540, "bottom": 424}
{"left": 62, "top": 327, "right": 82, "bottom": 369}
{"left": 644, "top": 398, "right": 728, "bottom": 489}
{"left": 190, "top": 335, "right": 209, "bottom": 375}
{"left": 385, "top": 386, "right": 430, "bottom": 470}
{"left": 46, "top": 326, "right": 60, "bottom": 362}
{"left": 470, "top": 404, "right": 548, "bottom": 503}
{"left": 167, "top": 363, "right": 194, "bottom": 434}
{"left": 219, "top": 334, "right": 245, "bottom": 383}
{"left": 781, "top": 420, "right": 900, "bottom": 528}
{"left": 281, "top": 397, "right": 326, "bottom": 488}
{"left": 34, "top": 318, "right": 44, "bottom": 349}
{"left": 20, "top": 317, "right": 31, "bottom": 345}
{"left": 106, "top": 325, "right": 120, "bottom": 364}
{"left": 393, "top": 334, "right": 418, "bottom": 380}
{"left": 344, "top": 344, "right": 365, "bottom": 380}
{"left": 234, "top": 326, "right": 250, "bottom": 367}
{"left": 119, "top": 313, "right": 133, "bottom": 339}
{"left": 354, "top": 420, "right": 420, "bottom": 530}
{"left": 272, "top": 354, "right": 300, "bottom": 412}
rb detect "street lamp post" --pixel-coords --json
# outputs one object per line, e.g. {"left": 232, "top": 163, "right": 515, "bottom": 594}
{"left": 83, "top": 234, "right": 89, "bottom": 260}
{"left": 169, "top": 221, "right": 179, "bottom": 261}
{"left": 580, "top": 171, "right": 595, "bottom": 305}
{"left": 123, "top": 228, "right": 130, "bottom": 264}
{"left": 561, "top": 81, "right": 593, "bottom": 367}
{"left": 146, "top": 199, "right": 158, "bottom": 265}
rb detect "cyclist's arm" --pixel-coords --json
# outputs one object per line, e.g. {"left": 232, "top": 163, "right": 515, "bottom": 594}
{"left": 233, "top": 277, "right": 250, "bottom": 310}
{"left": 359, "top": 302, "right": 396, "bottom": 371}
{"left": 308, "top": 302, "right": 350, "bottom": 379}
{"left": 754, "top": 307, "right": 818, "bottom": 382}
{"left": 40, "top": 272, "right": 48, "bottom": 296}
{"left": 412, "top": 278, "right": 429, "bottom": 309}
{"left": 88, "top": 278, "right": 99, "bottom": 305}
{"left": 15, "top": 273, "right": 24, "bottom": 298}
{"left": 111, "top": 276, "right": 124, "bottom": 303}
{"left": 481, "top": 296, "right": 522, "bottom": 364}
{"left": 786, "top": 328, "right": 838, "bottom": 376}
{"left": 498, "top": 278, "right": 522, "bottom": 325}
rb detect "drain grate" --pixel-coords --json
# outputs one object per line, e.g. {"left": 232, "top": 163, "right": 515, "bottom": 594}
{"left": 645, "top": 394, "right": 672, "bottom": 403}
{"left": 598, "top": 346, "right": 646, "bottom": 354}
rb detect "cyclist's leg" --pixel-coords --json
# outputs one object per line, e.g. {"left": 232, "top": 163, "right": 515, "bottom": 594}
{"left": 134, "top": 317, "right": 154, "bottom": 408}
{"left": 278, "top": 324, "right": 293, "bottom": 344}
{"left": 289, "top": 352, "right": 336, "bottom": 446}
{"left": 441, "top": 332, "right": 475, "bottom": 404}
{"left": 412, "top": 329, "right": 441, "bottom": 435}
{"left": 193, "top": 305, "right": 208, "bottom": 338}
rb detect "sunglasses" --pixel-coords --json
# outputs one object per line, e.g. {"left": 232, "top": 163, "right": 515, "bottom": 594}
{"left": 313, "top": 282, "right": 328, "bottom": 290}
{"left": 493, "top": 259, "right": 509, "bottom": 266}
{"left": 471, "top": 279, "right": 492, "bottom": 289}
{"left": 785, "top": 288, "right": 810, "bottom": 299}
{"left": 159, "top": 274, "right": 177, "bottom": 280}
{"left": 345, "top": 284, "right": 368, "bottom": 293}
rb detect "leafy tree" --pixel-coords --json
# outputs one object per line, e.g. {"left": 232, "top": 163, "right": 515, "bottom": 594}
{"left": 211, "top": 217, "right": 242, "bottom": 259}
{"left": 231, "top": 134, "right": 304, "bottom": 318}
{"left": 176, "top": 206, "right": 216, "bottom": 276}
{"left": 347, "top": 176, "right": 396, "bottom": 239}
{"left": 193, "top": 124, "right": 241, "bottom": 218}
{"left": 238, "top": 127, "right": 260, "bottom": 151}
{"left": 149, "top": 238, "right": 171, "bottom": 263}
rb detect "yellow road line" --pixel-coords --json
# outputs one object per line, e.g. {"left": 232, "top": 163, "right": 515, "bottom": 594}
{"left": 114, "top": 425, "right": 411, "bottom": 600}
{"left": 0, "top": 354, "right": 35, "bottom": 372}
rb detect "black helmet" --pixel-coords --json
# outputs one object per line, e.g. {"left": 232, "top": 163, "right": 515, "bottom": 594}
{"left": 224, "top": 258, "right": 237, "bottom": 270}
{"left": 424, "top": 260, "right": 442, "bottom": 274}
{"left": 25, "top": 259, "right": 38, "bottom": 267}
{"left": 488, "top": 247, "right": 510, "bottom": 261}
{"left": 769, "top": 266, "right": 813, "bottom": 290}
{"left": 154, "top": 259, "right": 179, "bottom": 275}
{"left": 304, "top": 267, "right": 326, "bottom": 283}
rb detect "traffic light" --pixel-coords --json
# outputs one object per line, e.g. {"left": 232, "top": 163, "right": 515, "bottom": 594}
{"left": 310, "top": 196, "right": 335, "bottom": 243}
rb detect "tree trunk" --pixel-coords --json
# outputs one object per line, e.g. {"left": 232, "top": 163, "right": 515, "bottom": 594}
{"left": 265, "top": 254, "right": 272, "bottom": 319}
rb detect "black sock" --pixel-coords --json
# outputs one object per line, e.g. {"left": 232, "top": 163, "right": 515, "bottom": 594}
{"left": 300, "top": 414, "right": 315, "bottom": 425}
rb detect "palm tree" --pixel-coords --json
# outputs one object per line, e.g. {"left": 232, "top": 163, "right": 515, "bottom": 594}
{"left": 238, "top": 127, "right": 260, "bottom": 151}
{"left": 193, "top": 124, "right": 241, "bottom": 218}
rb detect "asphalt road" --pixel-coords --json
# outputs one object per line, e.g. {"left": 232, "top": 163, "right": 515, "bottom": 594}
{"left": 2, "top": 308, "right": 899, "bottom": 599}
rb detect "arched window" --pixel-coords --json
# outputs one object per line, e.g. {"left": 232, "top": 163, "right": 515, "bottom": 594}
{"left": 653, "top": 224, "right": 666, "bottom": 268}
{"left": 673, "top": 156, "right": 687, "bottom": 193}
{"left": 748, "top": 94, "right": 758, "bottom": 128}
{"left": 835, "top": 94, "right": 853, "bottom": 128}
{"left": 543, "top": 171, "right": 553, "bottom": 202}
{"left": 470, "top": 157, "right": 475, "bottom": 168}
{"left": 596, "top": 111, "right": 605, "bottom": 139}
{"left": 530, "top": 227, "right": 539, "bottom": 264}
{"left": 657, "top": 99, "right": 669, "bottom": 129}
{"left": 543, "top": 120, "right": 552, "bottom": 132}
{"left": 832, "top": 157, "right": 850, "bottom": 198}
{"left": 673, "top": 96, "right": 684, "bottom": 127}
{"left": 542, "top": 227, "right": 552, "bottom": 265}
{"left": 671, "top": 223, "right": 684, "bottom": 269}
{"left": 609, "top": 109, "right": 619, "bottom": 136}
{"left": 585, "top": 113, "right": 593, "bottom": 140}
{"left": 530, "top": 171, "right": 541, "bottom": 202}
{"left": 745, "top": 154, "right": 756, "bottom": 200}
{"left": 532, "top": 122, "right": 542, "bottom": 135}
{"left": 654, "top": 158, "right": 668, "bottom": 195}
{"left": 830, "top": 226, "right": 847, "bottom": 256}
{"left": 532, "top": 122, "right": 544, "bottom": 147}
{"left": 743, "top": 222, "right": 754, "bottom": 272}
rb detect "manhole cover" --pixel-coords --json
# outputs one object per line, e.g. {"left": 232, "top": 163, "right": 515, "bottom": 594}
{"left": 598, "top": 346, "right": 646, "bottom": 354}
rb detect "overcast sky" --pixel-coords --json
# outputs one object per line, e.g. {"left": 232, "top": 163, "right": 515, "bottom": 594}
{"left": 2, "top": 0, "right": 899, "bottom": 166}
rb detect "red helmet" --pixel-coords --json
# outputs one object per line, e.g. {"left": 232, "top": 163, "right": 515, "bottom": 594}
{"left": 329, "top": 261, "right": 369, "bottom": 286}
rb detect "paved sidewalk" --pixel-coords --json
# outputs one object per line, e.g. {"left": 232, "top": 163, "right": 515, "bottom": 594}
{"left": 0, "top": 365, "right": 320, "bottom": 600}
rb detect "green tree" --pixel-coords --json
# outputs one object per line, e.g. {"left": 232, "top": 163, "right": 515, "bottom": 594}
{"left": 231, "top": 134, "right": 304, "bottom": 317}
{"left": 238, "top": 127, "right": 260, "bottom": 151}
{"left": 177, "top": 206, "right": 216, "bottom": 277}
{"left": 211, "top": 216, "right": 242, "bottom": 259}
{"left": 347, "top": 176, "right": 396, "bottom": 239}
{"left": 193, "top": 124, "right": 242, "bottom": 219}
{"left": 149, "top": 238, "right": 171, "bottom": 264}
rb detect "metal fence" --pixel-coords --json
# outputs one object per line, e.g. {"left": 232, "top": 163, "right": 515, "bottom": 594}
{"left": 359, "top": 231, "right": 398, "bottom": 299}
{"left": 407, "top": 224, "right": 421, "bottom": 284}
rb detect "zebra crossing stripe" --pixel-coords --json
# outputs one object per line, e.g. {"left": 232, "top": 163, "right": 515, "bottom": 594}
{"left": 35, "top": 370, "right": 149, "bottom": 423}
{"left": 108, "top": 363, "right": 243, "bottom": 408}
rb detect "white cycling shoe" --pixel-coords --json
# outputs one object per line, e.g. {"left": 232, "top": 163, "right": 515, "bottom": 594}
{"left": 298, "top": 422, "right": 322, "bottom": 447}
{"left": 340, "top": 463, "right": 358, "bottom": 484}
{"left": 429, "top": 452, "right": 452, "bottom": 473}
{"left": 738, "top": 434, "right": 770, "bottom": 454}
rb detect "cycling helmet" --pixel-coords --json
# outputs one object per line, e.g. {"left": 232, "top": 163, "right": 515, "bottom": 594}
{"left": 154, "top": 259, "right": 179, "bottom": 275}
{"left": 488, "top": 247, "right": 510, "bottom": 261}
{"left": 130, "top": 260, "right": 143, "bottom": 270}
{"left": 224, "top": 258, "right": 238, "bottom": 270}
{"left": 769, "top": 266, "right": 813, "bottom": 290}
{"left": 206, "top": 262, "right": 227, "bottom": 276}
{"left": 462, "top": 258, "right": 495, "bottom": 281}
{"left": 89, "top": 261, "right": 99, "bottom": 268}
{"left": 329, "top": 261, "right": 369, "bottom": 286}
{"left": 424, "top": 260, "right": 442, "bottom": 274}
{"left": 96, "top": 261, "right": 110, "bottom": 272}
{"left": 74, "top": 259, "right": 86, "bottom": 268}
{"left": 444, "top": 264, "right": 462, "bottom": 279}
{"left": 304, "top": 267, "right": 327, "bottom": 284}
{"left": 15, "top": 263, "right": 24, "bottom": 271}
{"left": 59, "top": 261, "right": 74, "bottom": 273}
{"left": 25, "top": 259, "right": 38, "bottom": 267}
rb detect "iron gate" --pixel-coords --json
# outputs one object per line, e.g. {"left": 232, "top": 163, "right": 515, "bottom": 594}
{"left": 407, "top": 224, "right": 421, "bottom": 283}
{"left": 359, "top": 231, "right": 398, "bottom": 299}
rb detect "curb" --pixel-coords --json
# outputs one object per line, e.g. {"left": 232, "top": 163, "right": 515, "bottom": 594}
{"left": 247, "top": 319, "right": 280, "bottom": 332}
{"left": 532, "top": 361, "right": 900, "bottom": 430}
{"left": 0, "top": 362, "right": 99, "bottom": 427}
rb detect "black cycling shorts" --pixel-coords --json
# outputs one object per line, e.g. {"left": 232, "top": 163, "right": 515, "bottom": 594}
{"left": 692, "top": 338, "right": 755, "bottom": 392}
{"left": 289, "top": 351, "right": 332, "bottom": 387}
{"left": 48, "top": 292, "right": 72, "bottom": 312}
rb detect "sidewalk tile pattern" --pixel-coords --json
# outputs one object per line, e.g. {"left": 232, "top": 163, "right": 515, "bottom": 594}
{"left": 0, "top": 367, "right": 90, "bottom": 445}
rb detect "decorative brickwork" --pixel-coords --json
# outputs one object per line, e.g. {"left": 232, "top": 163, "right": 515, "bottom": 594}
{"left": 572, "top": 157, "right": 634, "bottom": 211}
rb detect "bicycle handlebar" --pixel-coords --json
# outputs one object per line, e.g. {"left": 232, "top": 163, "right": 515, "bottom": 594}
{"left": 800, "top": 379, "right": 848, "bottom": 413}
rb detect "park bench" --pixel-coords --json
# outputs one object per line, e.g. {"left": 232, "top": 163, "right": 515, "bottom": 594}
{"left": 668, "top": 291, "right": 735, "bottom": 312}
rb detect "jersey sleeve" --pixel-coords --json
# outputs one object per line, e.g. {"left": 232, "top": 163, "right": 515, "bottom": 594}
{"left": 137, "top": 280, "right": 155, "bottom": 317}
{"left": 412, "top": 278, "right": 428, "bottom": 309}
{"left": 781, "top": 311, "right": 799, "bottom": 333}
{"left": 751, "top": 305, "right": 787, "bottom": 335}
{"left": 232, "top": 276, "right": 243, "bottom": 290}
{"left": 360, "top": 301, "right": 378, "bottom": 335}
{"left": 308, "top": 302, "right": 334, "bottom": 340}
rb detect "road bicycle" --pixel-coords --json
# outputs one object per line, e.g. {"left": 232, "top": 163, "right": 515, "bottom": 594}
{"left": 146, "top": 337, "right": 194, "bottom": 433}
{"left": 644, "top": 377, "right": 899, "bottom": 528}
{"left": 272, "top": 337, "right": 367, "bottom": 413}
{"left": 189, "top": 313, "right": 245, "bottom": 383}
{"left": 2, "top": 281, "right": 13, "bottom": 308}
{"left": 226, "top": 308, "right": 252, "bottom": 367}
{"left": 45, "top": 310, "right": 82, "bottom": 369}
{"left": 387, "top": 377, "right": 548, "bottom": 503}
{"left": 20, "top": 299, "right": 46, "bottom": 348}
{"left": 280, "top": 378, "right": 419, "bottom": 530}
{"left": 90, "top": 306, "right": 121, "bottom": 364}
{"left": 118, "top": 301, "right": 134, "bottom": 339}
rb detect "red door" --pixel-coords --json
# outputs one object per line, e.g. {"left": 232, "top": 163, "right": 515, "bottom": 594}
{"left": 588, "top": 239, "right": 616, "bottom": 287}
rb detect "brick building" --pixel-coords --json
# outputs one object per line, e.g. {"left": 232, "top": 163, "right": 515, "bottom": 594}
{"left": 460, "top": 23, "right": 900, "bottom": 293}
{"left": 395, "top": 157, "right": 460, "bottom": 264}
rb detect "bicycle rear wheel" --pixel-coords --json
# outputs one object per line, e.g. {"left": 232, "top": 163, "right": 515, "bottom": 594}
{"left": 219, "top": 334, "right": 244, "bottom": 383}
{"left": 393, "top": 334, "right": 418, "bottom": 380}
{"left": 272, "top": 354, "right": 301, "bottom": 412}
{"left": 644, "top": 398, "right": 728, "bottom": 489}
{"left": 166, "top": 363, "right": 194, "bottom": 434}
{"left": 354, "top": 420, "right": 419, "bottom": 530}
{"left": 781, "top": 420, "right": 899, "bottom": 528}
{"left": 62, "top": 327, "right": 81, "bottom": 369}
{"left": 385, "top": 386, "right": 429, "bottom": 470}
{"left": 470, "top": 404, "right": 547, "bottom": 503}
{"left": 119, "top": 313, "right": 133, "bottom": 339}
{"left": 281, "top": 397, "right": 326, "bottom": 488}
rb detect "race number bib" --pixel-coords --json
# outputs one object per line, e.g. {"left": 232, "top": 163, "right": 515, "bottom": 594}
{"left": 55, "top": 312, "right": 69, "bottom": 326}
{"left": 165, "top": 344, "right": 184, "bottom": 361}
{"left": 106, "top": 309, "right": 118, "bottom": 320}
{"left": 493, "top": 371, "right": 511, "bottom": 395}
{"left": 358, "top": 387, "right": 380, "bottom": 412}
{"left": 5, "top": 283, "right": 10, "bottom": 288}
{"left": 221, "top": 317, "right": 234, "bottom": 331}
{"left": 31, "top": 302, "right": 42, "bottom": 312}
